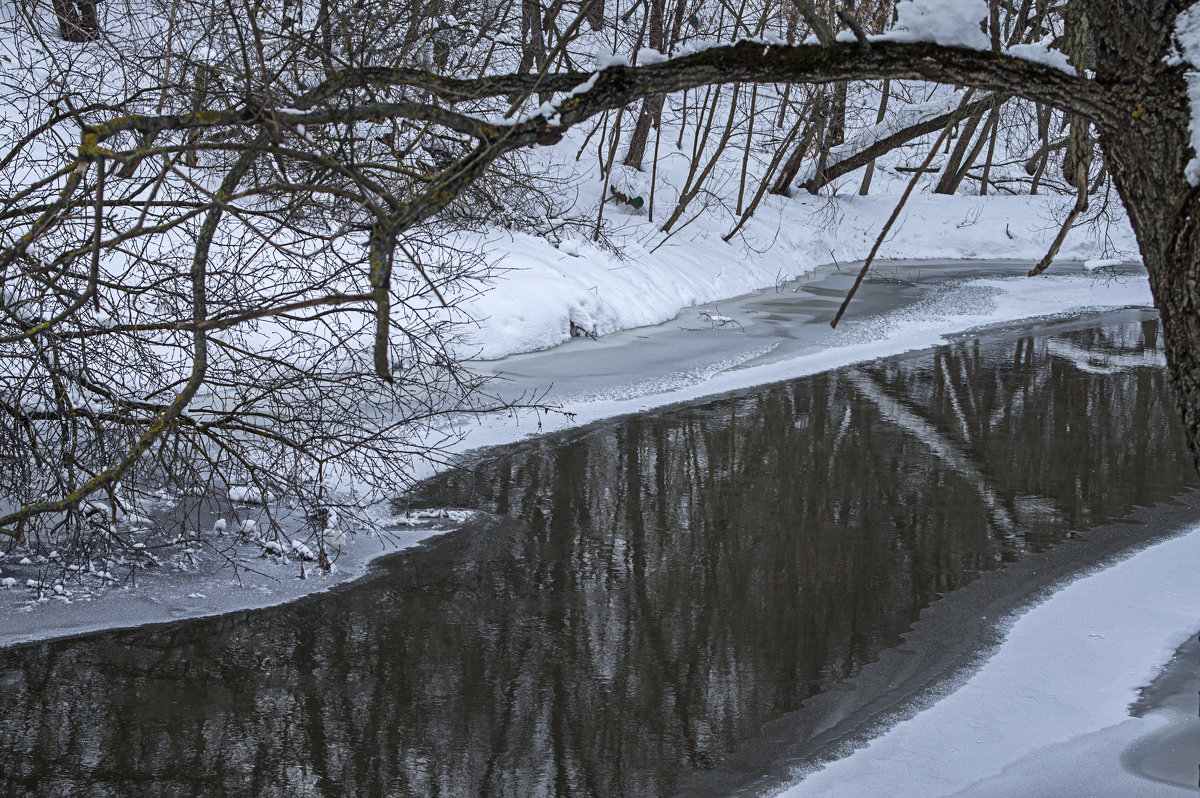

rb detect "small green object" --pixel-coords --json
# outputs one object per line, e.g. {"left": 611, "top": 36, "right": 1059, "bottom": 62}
{"left": 631, "top": 196, "right": 645, "bottom": 209}
{"left": 688, "top": 13, "right": 700, "bottom": 27}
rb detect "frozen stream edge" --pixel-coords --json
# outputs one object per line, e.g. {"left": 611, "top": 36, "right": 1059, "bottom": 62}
{"left": 777, "top": 517, "right": 1200, "bottom": 798}
{"left": 0, "top": 258, "right": 1193, "bottom": 795}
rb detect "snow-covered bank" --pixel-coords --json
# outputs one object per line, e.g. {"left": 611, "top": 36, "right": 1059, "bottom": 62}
{"left": 778, "top": 521, "right": 1200, "bottom": 798}
{"left": 463, "top": 183, "right": 1138, "bottom": 361}
{"left": 0, "top": 507, "right": 479, "bottom": 649}
{"left": 452, "top": 263, "right": 1153, "bottom": 455}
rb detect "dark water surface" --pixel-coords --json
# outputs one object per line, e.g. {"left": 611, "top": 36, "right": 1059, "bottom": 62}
{"left": 0, "top": 310, "right": 1195, "bottom": 797}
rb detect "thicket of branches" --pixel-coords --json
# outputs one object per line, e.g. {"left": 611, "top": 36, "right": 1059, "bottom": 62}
{"left": 0, "top": 0, "right": 1103, "bottom": 571}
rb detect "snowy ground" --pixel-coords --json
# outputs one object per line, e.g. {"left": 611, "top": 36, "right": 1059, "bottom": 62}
{"left": 460, "top": 187, "right": 1137, "bottom": 362}
{"left": 777, "top": 523, "right": 1200, "bottom": 798}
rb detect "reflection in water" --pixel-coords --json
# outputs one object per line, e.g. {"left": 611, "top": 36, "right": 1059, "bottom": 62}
{"left": 0, "top": 313, "right": 1192, "bottom": 797}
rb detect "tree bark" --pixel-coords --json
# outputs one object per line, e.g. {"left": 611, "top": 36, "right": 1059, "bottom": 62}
{"left": 53, "top": 0, "right": 101, "bottom": 41}
{"left": 1087, "top": 1, "right": 1200, "bottom": 467}
{"left": 624, "top": 0, "right": 667, "bottom": 169}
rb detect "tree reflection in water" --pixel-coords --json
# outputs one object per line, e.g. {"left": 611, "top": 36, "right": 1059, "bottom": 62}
{"left": 0, "top": 312, "right": 1191, "bottom": 797}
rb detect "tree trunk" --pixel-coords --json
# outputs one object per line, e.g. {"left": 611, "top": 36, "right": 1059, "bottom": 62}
{"left": 624, "top": 0, "right": 667, "bottom": 169}
{"left": 806, "top": 71, "right": 845, "bottom": 191}
{"left": 518, "top": 0, "right": 545, "bottom": 76}
{"left": 934, "top": 109, "right": 987, "bottom": 194}
{"left": 859, "top": 79, "right": 890, "bottom": 195}
{"left": 53, "top": 0, "right": 101, "bottom": 41}
{"left": 584, "top": 0, "right": 604, "bottom": 30}
{"left": 1088, "top": 0, "right": 1200, "bottom": 468}
{"left": 943, "top": 106, "right": 1000, "bottom": 195}
{"left": 826, "top": 80, "right": 846, "bottom": 146}
{"left": 1061, "top": 0, "right": 1095, "bottom": 190}
{"left": 978, "top": 106, "right": 1000, "bottom": 194}
{"left": 771, "top": 94, "right": 825, "bottom": 196}
{"left": 1104, "top": 127, "right": 1200, "bottom": 467}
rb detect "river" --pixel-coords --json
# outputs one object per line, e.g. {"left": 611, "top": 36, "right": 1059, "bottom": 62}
{"left": 0, "top": 308, "right": 1195, "bottom": 797}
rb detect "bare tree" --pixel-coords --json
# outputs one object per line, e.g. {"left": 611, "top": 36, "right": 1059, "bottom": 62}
{"left": 0, "top": 0, "right": 563, "bottom": 562}
{"left": 8, "top": 0, "right": 1200, "bottom": 570}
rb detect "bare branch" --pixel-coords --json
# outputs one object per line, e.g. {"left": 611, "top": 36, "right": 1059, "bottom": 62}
{"left": 792, "top": 0, "right": 835, "bottom": 46}
{"left": 831, "top": 91, "right": 977, "bottom": 330}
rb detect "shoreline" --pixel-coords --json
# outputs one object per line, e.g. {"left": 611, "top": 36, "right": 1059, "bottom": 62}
{"left": 676, "top": 491, "right": 1200, "bottom": 796}
{"left": 0, "top": 282, "right": 1195, "bottom": 798}
{"left": 0, "top": 260, "right": 1157, "bottom": 649}
{"left": 761, "top": 511, "right": 1200, "bottom": 797}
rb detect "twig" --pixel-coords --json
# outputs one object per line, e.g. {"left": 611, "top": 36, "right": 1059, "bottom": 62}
{"left": 1028, "top": 176, "right": 1089, "bottom": 277}
{"left": 791, "top": 0, "right": 834, "bottom": 45}
{"left": 836, "top": 9, "right": 870, "bottom": 50}
{"left": 831, "top": 90, "right": 976, "bottom": 329}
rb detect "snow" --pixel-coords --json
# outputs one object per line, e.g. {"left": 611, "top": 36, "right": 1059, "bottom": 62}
{"left": 1173, "top": 6, "right": 1200, "bottom": 185}
{"left": 673, "top": 38, "right": 724, "bottom": 57}
{"left": 775, "top": 523, "right": 1200, "bottom": 798}
{"left": 462, "top": 193, "right": 1139, "bottom": 361}
{"left": 1005, "top": 41, "right": 1074, "bottom": 74}
{"left": 882, "top": 0, "right": 990, "bottom": 50}
{"left": 634, "top": 47, "right": 668, "bottom": 65}
{"left": 557, "top": 238, "right": 585, "bottom": 257}
{"left": 290, "top": 539, "right": 317, "bottom": 561}
{"left": 874, "top": 0, "right": 1072, "bottom": 74}
{"left": 594, "top": 52, "right": 629, "bottom": 69}
{"left": 566, "top": 72, "right": 601, "bottom": 99}
{"left": 459, "top": 266, "right": 1153, "bottom": 450}
{"left": 228, "top": 485, "right": 271, "bottom": 504}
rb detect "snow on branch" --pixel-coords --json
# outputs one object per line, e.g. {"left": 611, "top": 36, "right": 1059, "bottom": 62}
{"left": 1171, "top": 4, "right": 1200, "bottom": 185}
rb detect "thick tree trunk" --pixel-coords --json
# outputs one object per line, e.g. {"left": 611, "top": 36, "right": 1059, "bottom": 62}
{"left": 1089, "top": 1, "right": 1200, "bottom": 468}
{"left": 1103, "top": 132, "right": 1200, "bottom": 467}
